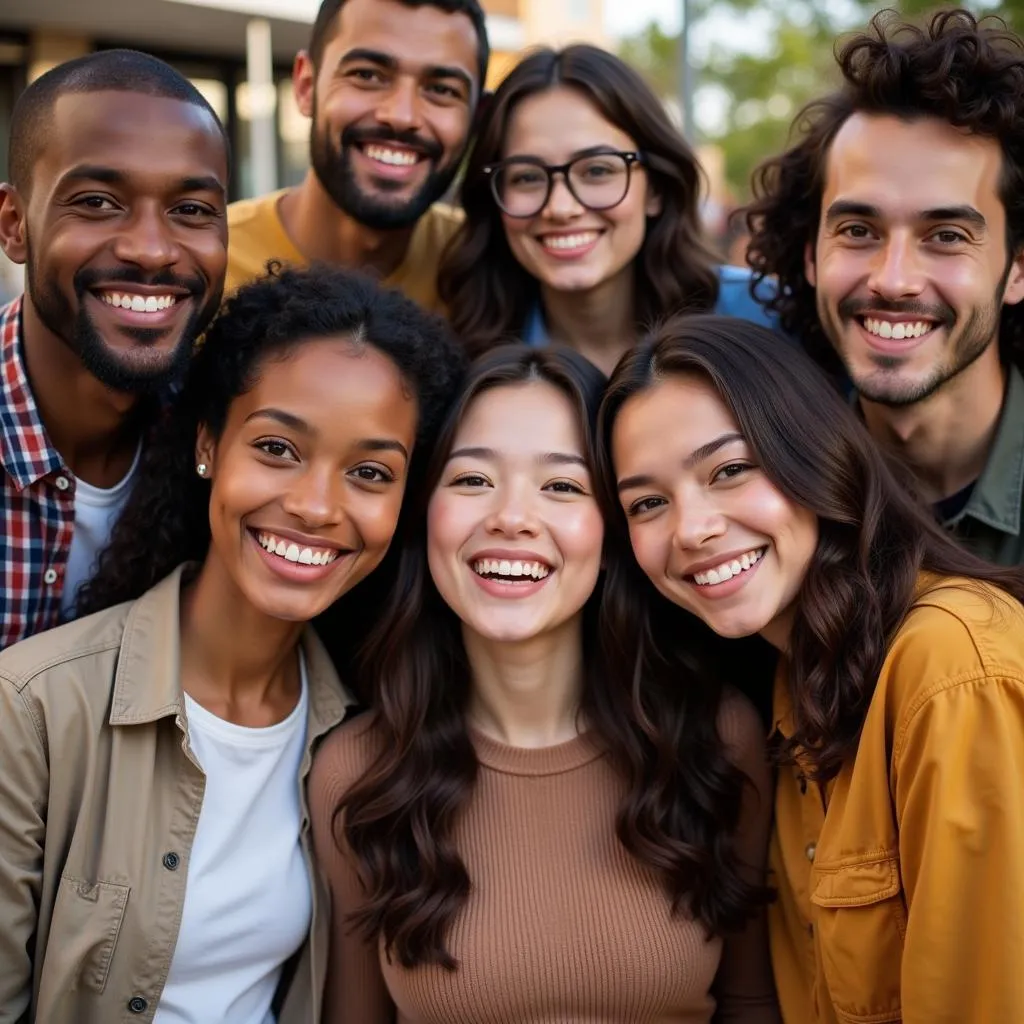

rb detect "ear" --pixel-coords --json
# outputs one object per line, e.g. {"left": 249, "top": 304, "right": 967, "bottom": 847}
{"left": 195, "top": 423, "right": 217, "bottom": 481}
{"left": 645, "top": 183, "right": 663, "bottom": 218}
{"left": 1002, "top": 248, "right": 1024, "bottom": 307}
{"left": 804, "top": 239, "right": 817, "bottom": 287}
{"left": 0, "top": 184, "right": 29, "bottom": 265}
{"left": 293, "top": 50, "right": 316, "bottom": 120}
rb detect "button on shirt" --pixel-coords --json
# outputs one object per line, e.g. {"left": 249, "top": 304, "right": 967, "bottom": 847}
{"left": 0, "top": 298, "right": 75, "bottom": 647}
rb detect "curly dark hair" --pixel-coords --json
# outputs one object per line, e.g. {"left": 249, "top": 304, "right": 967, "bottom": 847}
{"left": 76, "top": 263, "right": 467, "bottom": 619}
{"left": 438, "top": 44, "right": 721, "bottom": 355}
{"left": 745, "top": 8, "right": 1024, "bottom": 376}
{"left": 598, "top": 314, "right": 1024, "bottom": 784}
{"left": 332, "top": 344, "right": 770, "bottom": 971}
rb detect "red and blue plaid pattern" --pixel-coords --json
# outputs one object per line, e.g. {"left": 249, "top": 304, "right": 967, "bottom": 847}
{"left": 0, "top": 297, "right": 75, "bottom": 649}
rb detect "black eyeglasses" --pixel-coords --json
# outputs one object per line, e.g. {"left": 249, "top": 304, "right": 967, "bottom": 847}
{"left": 482, "top": 151, "right": 646, "bottom": 218}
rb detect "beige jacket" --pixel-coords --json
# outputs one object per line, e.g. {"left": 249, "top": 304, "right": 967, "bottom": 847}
{"left": 0, "top": 565, "right": 354, "bottom": 1024}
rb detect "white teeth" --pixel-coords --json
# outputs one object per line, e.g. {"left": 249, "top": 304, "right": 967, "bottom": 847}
{"left": 541, "top": 231, "right": 599, "bottom": 252}
{"left": 692, "top": 547, "right": 765, "bottom": 587}
{"left": 256, "top": 532, "right": 339, "bottom": 567}
{"left": 364, "top": 144, "right": 418, "bottom": 166}
{"left": 862, "top": 317, "right": 933, "bottom": 340}
{"left": 472, "top": 558, "right": 551, "bottom": 580}
{"left": 100, "top": 292, "right": 177, "bottom": 312}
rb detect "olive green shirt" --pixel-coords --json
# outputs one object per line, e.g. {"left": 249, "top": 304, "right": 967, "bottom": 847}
{"left": 0, "top": 565, "right": 354, "bottom": 1024}
{"left": 944, "top": 366, "right": 1024, "bottom": 566}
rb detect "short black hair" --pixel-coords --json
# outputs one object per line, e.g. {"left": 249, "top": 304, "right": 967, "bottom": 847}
{"left": 308, "top": 0, "right": 490, "bottom": 95}
{"left": 8, "top": 49, "right": 229, "bottom": 193}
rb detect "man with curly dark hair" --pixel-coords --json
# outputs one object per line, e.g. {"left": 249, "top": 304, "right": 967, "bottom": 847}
{"left": 746, "top": 8, "right": 1024, "bottom": 566}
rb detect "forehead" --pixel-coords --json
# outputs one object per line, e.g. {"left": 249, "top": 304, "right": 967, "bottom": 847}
{"left": 503, "top": 86, "right": 636, "bottom": 159}
{"left": 615, "top": 375, "right": 737, "bottom": 454}
{"left": 40, "top": 90, "right": 227, "bottom": 189}
{"left": 823, "top": 113, "right": 1004, "bottom": 220}
{"left": 324, "top": 0, "right": 479, "bottom": 82}
{"left": 455, "top": 380, "right": 584, "bottom": 452}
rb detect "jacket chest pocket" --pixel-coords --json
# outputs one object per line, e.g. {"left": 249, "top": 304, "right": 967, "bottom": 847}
{"left": 50, "top": 875, "right": 131, "bottom": 992}
{"left": 810, "top": 854, "right": 905, "bottom": 1023}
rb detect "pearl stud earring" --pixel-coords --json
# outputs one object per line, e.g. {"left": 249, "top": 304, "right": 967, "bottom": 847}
{"left": 196, "top": 464, "right": 207, "bottom": 477}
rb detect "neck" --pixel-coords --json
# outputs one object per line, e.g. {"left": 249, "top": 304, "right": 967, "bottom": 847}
{"left": 21, "top": 294, "right": 143, "bottom": 487}
{"left": 540, "top": 270, "right": 636, "bottom": 377}
{"left": 463, "top": 616, "right": 586, "bottom": 749}
{"left": 859, "top": 346, "right": 1007, "bottom": 502}
{"left": 178, "top": 555, "right": 304, "bottom": 723}
{"left": 280, "top": 171, "right": 416, "bottom": 280}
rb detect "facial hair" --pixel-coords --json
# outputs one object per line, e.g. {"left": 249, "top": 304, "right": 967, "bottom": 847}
{"left": 26, "top": 242, "right": 221, "bottom": 395}
{"left": 309, "top": 100, "right": 460, "bottom": 230}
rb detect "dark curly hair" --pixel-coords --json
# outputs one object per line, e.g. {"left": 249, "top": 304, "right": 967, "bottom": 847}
{"left": 438, "top": 44, "right": 720, "bottom": 355}
{"left": 333, "top": 344, "right": 770, "bottom": 971}
{"left": 745, "top": 8, "right": 1024, "bottom": 376}
{"left": 76, "top": 264, "right": 467, "bottom": 620}
{"left": 598, "top": 314, "right": 1024, "bottom": 784}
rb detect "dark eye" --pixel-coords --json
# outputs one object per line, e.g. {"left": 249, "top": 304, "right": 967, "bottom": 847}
{"left": 351, "top": 465, "right": 393, "bottom": 483}
{"left": 78, "top": 196, "right": 118, "bottom": 211}
{"left": 256, "top": 439, "right": 295, "bottom": 460}
{"left": 713, "top": 462, "right": 751, "bottom": 483}
{"left": 545, "top": 479, "right": 585, "bottom": 495}
{"left": 933, "top": 229, "right": 967, "bottom": 245}
{"left": 452, "top": 472, "right": 489, "bottom": 487}
{"left": 627, "top": 496, "right": 666, "bottom": 516}
{"left": 841, "top": 224, "right": 873, "bottom": 240}
{"left": 174, "top": 201, "right": 214, "bottom": 218}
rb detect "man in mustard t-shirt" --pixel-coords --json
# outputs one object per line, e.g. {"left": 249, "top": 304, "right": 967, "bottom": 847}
{"left": 226, "top": 0, "right": 489, "bottom": 313}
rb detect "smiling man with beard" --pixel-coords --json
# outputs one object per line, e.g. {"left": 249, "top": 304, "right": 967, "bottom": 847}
{"left": 0, "top": 49, "right": 228, "bottom": 647}
{"left": 225, "top": 0, "right": 488, "bottom": 315}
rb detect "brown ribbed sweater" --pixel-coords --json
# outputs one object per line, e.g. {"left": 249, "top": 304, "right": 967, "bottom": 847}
{"left": 309, "top": 698, "right": 779, "bottom": 1024}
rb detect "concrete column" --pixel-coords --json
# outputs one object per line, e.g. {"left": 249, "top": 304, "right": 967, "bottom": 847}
{"left": 245, "top": 18, "right": 278, "bottom": 197}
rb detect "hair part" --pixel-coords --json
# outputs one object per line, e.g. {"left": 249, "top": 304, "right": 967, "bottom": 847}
{"left": 439, "top": 44, "right": 721, "bottom": 355}
{"left": 308, "top": 0, "right": 490, "bottom": 93}
{"left": 745, "top": 8, "right": 1024, "bottom": 375}
{"left": 599, "top": 313, "right": 1024, "bottom": 782}
{"left": 334, "top": 343, "right": 770, "bottom": 970}
{"left": 8, "top": 49, "right": 229, "bottom": 194}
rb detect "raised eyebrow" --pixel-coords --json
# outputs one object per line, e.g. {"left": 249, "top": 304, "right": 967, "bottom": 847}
{"left": 446, "top": 445, "right": 495, "bottom": 463}
{"left": 683, "top": 432, "right": 745, "bottom": 468}
{"left": 824, "top": 200, "right": 882, "bottom": 223}
{"left": 424, "top": 64, "right": 474, "bottom": 92}
{"left": 356, "top": 438, "right": 409, "bottom": 461}
{"left": 244, "top": 408, "right": 313, "bottom": 433}
{"left": 337, "top": 47, "right": 397, "bottom": 70}
{"left": 179, "top": 175, "right": 226, "bottom": 198}
{"left": 617, "top": 472, "right": 654, "bottom": 494}
{"left": 58, "top": 164, "right": 126, "bottom": 188}
{"left": 542, "top": 452, "right": 589, "bottom": 468}
{"left": 921, "top": 205, "right": 987, "bottom": 229}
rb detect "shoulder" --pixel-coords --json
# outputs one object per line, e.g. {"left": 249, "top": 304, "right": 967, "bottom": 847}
{"left": 226, "top": 189, "right": 287, "bottom": 232}
{"left": 414, "top": 202, "right": 465, "bottom": 250}
{"left": 717, "top": 687, "right": 770, "bottom": 783}
{"left": 310, "top": 712, "right": 384, "bottom": 803}
{"left": 713, "top": 265, "right": 777, "bottom": 327}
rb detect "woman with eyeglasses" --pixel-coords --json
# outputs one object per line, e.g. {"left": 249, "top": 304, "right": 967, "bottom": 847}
{"left": 438, "top": 45, "right": 778, "bottom": 375}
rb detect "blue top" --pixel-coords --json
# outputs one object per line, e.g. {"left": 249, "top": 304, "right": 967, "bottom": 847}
{"left": 523, "top": 265, "right": 779, "bottom": 346}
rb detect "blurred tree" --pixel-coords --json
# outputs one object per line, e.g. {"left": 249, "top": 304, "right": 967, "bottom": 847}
{"left": 619, "top": 1, "right": 1023, "bottom": 199}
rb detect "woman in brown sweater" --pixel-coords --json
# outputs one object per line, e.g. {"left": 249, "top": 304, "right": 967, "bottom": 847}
{"left": 310, "top": 346, "right": 780, "bottom": 1023}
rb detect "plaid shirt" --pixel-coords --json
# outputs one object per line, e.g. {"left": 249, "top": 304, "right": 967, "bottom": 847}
{"left": 0, "top": 297, "right": 77, "bottom": 649}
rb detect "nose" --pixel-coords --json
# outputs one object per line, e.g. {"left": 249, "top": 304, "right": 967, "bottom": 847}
{"left": 375, "top": 77, "right": 423, "bottom": 133}
{"left": 867, "top": 231, "right": 926, "bottom": 300}
{"left": 483, "top": 483, "right": 540, "bottom": 538}
{"left": 111, "top": 203, "right": 181, "bottom": 271}
{"left": 670, "top": 491, "right": 727, "bottom": 552}
{"left": 541, "top": 172, "right": 585, "bottom": 221}
{"left": 280, "top": 465, "right": 343, "bottom": 529}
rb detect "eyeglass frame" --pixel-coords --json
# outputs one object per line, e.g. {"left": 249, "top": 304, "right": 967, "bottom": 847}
{"left": 481, "top": 150, "right": 647, "bottom": 218}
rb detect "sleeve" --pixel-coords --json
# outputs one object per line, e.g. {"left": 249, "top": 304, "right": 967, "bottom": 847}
{"left": 0, "top": 677, "right": 48, "bottom": 1022}
{"left": 308, "top": 729, "right": 395, "bottom": 1024}
{"left": 711, "top": 692, "right": 782, "bottom": 1024}
{"left": 894, "top": 674, "right": 1024, "bottom": 1024}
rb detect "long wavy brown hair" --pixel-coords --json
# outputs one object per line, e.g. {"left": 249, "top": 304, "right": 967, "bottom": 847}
{"left": 598, "top": 314, "right": 1024, "bottom": 783}
{"left": 438, "top": 45, "right": 720, "bottom": 354}
{"left": 745, "top": 8, "right": 1024, "bottom": 377}
{"left": 333, "top": 345, "right": 771, "bottom": 970}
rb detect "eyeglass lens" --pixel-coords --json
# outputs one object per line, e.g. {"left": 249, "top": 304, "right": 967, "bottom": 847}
{"left": 492, "top": 153, "right": 633, "bottom": 217}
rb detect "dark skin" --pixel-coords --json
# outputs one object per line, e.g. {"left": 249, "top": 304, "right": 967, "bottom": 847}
{"left": 0, "top": 91, "right": 228, "bottom": 487}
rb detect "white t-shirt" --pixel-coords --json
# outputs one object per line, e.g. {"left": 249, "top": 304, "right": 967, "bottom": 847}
{"left": 60, "top": 443, "right": 142, "bottom": 616}
{"left": 155, "top": 658, "right": 313, "bottom": 1024}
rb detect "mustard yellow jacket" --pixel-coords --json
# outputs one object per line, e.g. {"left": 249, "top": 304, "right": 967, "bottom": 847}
{"left": 770, "top": 577, "right": 1024, "bottom": 1023}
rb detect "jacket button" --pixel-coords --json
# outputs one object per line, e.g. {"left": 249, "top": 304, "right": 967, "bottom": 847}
{"left": 805, "top": 842, "right": 817, "bottom": 862}
{"left": 55, "top": 475, "right": 71, "bottom": 491}
{"left": 43, "top": 569, "right": 58, "bottom": 586}
{"left": 128, "top": 996, "right": 148, "bottom": 1013}
{"left": 162, "top": 852, "right": 180, "bottom": 871}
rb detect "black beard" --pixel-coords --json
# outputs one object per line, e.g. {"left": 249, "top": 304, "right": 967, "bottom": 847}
{"left": 309, "top": 120, "right": 459, "bottom": 231}
{"left": 26, "top": 248, "right": 220, "bottom": 395}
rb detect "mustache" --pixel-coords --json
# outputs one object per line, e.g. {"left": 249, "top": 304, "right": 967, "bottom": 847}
{"left": 74, "top": 266, "right": 206, "bottom": 296}
{"left": 838, "top": 295, "right": 955, "bottom": 326}
{"left": 340, "top": 124, "right": 443, "bottom": 163}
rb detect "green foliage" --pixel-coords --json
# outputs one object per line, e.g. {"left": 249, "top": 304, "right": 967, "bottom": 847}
{"left": 618, "top": 1, "right": 1024, "bottom": 200}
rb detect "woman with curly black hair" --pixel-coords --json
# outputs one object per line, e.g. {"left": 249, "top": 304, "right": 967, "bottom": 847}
{"left": 0, "top": 266, "right": 466, "bottom": 1024}
{"left": 603, "top": 314, "right": 1024, "bottom": 1024}
{"left": 310, "top": 345, "right": 779, "bottom": 1023}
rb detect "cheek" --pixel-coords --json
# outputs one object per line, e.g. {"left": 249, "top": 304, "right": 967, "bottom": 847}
{"left": 435, "top": 108, "right": 471, "bottom": 157}
{"left": 426, "top": 491, "right": 470, "bottom": 564}
{"left": 605, "top": 197, "right": 647, "bottom": 261}
{"left": 557, "top": 506, "right": 605, "bottom": 572}
{"left": 626, "top": 521, "right": 666, "bottom": 578}
{"left": 353, "top": 487, "right": 408, "bottom": 551}
{"left": 500, "top": 214, "right": 534, "bottom": 263}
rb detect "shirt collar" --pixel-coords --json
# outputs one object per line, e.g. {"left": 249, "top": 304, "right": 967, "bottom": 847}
{"left": 109, "top": 563, "right": 355, "bottom": 732}
{"left": 0, "top": 296, "right": 66, "bottom": 489}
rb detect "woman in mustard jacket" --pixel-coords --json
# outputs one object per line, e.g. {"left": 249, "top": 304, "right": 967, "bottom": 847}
{"left": 600, "top": 314, "right": 1024, "bottom": 1024}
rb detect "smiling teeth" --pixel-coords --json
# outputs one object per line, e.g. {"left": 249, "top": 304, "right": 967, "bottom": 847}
{"left": 862, "top": 318, "right": 934, "bottom": 340}
{"left": 542, "top": 231, "right": 599, "bottom": 251}
{"left": 257, "top": 531, "right": 339, "bottom": 566}
{"left": 101, "top": 292, "right": 177, "bottom": 312}
{"left": 692, "top": 547, "right": 765, "bottom": 586}
{"left": 364, "top": 144, "right": 418, "bottom": 166}
{"left": 473, "top": 558, "right": 550, "bottom": 580}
